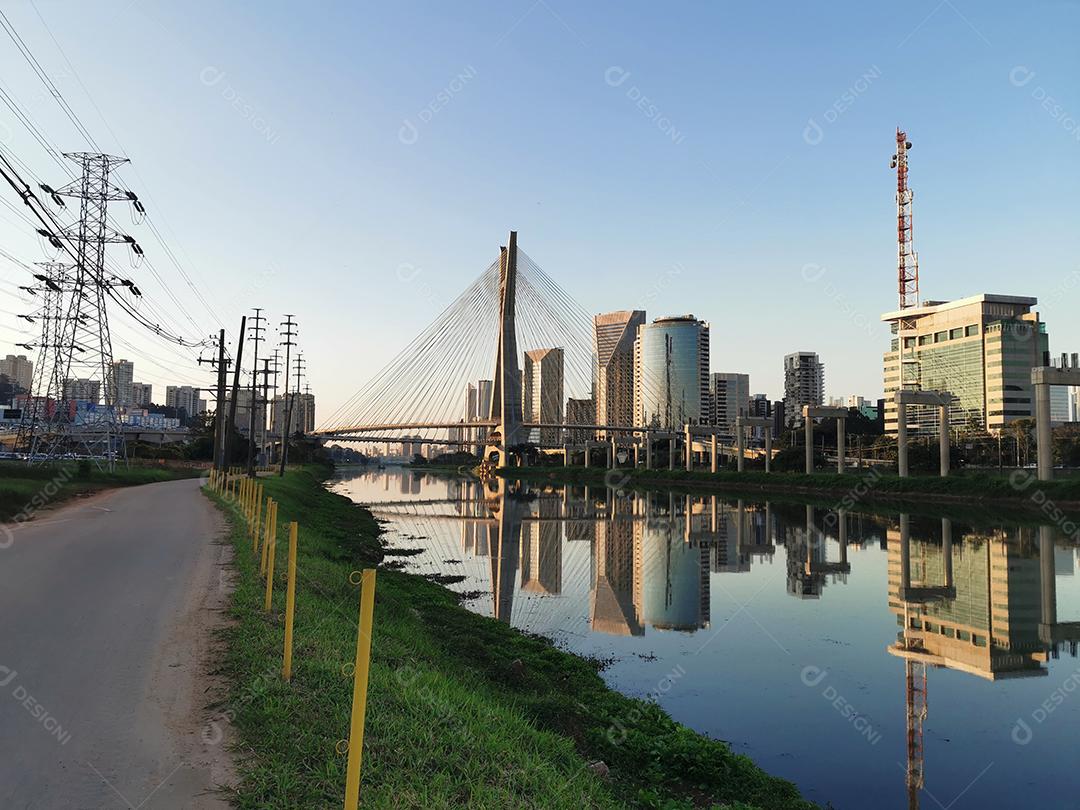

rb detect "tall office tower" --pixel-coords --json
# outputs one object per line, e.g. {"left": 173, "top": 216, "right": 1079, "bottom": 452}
{"left": 130, "top": 382, "right": 153, "bottom": 408}
{"left": 521, "top": 497, "right": 562, "bottom": 595}
{"left": 565, "top": 397, "right": 595, "bottom": 443}
{"left": 523, "top": 347, "right": 564, "bottom": 445}
{"left": 594, "top": 310, "right": 646, "bottom": 438}
{"left": 0, "top": 354, "right": 33, "bottom": 393}
{"left": 783, "top": 352, "right": 825, "bottom": 427}
{"left": 62, "top": 378, "right": 101, "bottom": 404}
{"left": 111, "top": 359, "right": 134, "bottom": 406}
{"left": 590, "top": 514, "right": 643, "bottom": 636}
{"left": 473, "top": 379, "right": 493, "bottom": 454}
{"left": 633, "top": 315, "right": 710, "bottom": 430}
{"left": 165, "top": 385, "right": 202, "bottom": 420}
{"left": 882, "top": 295, "right": 1049, "bottom": 435}
{"left": 710, "top": 372, "right": 750, "bottom": 436}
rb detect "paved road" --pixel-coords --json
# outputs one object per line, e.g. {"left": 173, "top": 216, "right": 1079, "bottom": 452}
{"left": 0, "top": 477, "right": 234, "bottom": 809}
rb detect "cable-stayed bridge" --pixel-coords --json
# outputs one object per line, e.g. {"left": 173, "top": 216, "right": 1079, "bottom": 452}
{"left": 316, "top": 231, "right": 758, "bottom": 468}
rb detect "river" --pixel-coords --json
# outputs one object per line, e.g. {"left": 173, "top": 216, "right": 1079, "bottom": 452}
{"left": 330, "top": 466, "right": 1080, "bottom": 810}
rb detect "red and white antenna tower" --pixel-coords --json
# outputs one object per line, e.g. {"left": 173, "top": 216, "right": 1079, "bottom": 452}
{"left": 891, "top": 128, "right": 919, "bottom": 310}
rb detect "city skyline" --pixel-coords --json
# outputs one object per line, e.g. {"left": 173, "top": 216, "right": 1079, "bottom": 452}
{"left": 1, "top": 3, "right": 1078, "bottom": 420}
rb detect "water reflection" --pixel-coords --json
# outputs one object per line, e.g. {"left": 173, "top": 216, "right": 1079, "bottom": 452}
{"left": 333, "top": 468, "right": 1080, "bottom": 810}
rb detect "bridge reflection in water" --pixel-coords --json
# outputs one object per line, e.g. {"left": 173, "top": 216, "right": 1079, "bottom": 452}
{"left": 334, "top": 468, "right": 1080, "bottom": 810}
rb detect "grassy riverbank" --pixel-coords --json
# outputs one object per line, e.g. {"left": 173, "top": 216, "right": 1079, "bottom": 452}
{"left": 0, "top": 460, "right": 203, "bottom": 521}
{"left": 501, "top": 464, "right": 1080, "bottom": 511}
{"left": 211, "top": 466, "right": 816, "bottom": 809}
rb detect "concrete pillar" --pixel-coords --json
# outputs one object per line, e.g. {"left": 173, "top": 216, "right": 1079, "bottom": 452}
{"left": 646, "top": 436, "right": 653, "bottom": 469}
{"left": 897, "top": 402, "right": 909, "bottom": 478}
{"left": 764, "top": 428, "right": 772, "bottom": 474}
{"left": 684, "top": 427, "right": 692, "bottom": 472}
{"left": 584, "top": 444, "right": 591, "bottom": 468}
{"left": 836, "top": 417, "right": 846, "bottom": 474}
{"left": 941, "top": 518, "right": 953, "bottom": 589}
{"left": 609, "top": 438, "right": 616, "bottom": 469}
{"left": 711, "top": 434, "right": 718, "bottom": 473}
{"left": 899, "top": 513, "right": 911, "bottom": 593}
{"left": 737, "top": 426, "right": 745, "bottom": 472}
{"left": 668, "top": 437, "right": 675, "bottom": 471}
{"left": 804, "top": 416, "right": 813, "bottom": 474}
{"left": 1035, "top": 381, "right": 1053, "bottom": 481}
{"left": 1040, "top": 525, "right": 1057, "bottom": 642}
{"left": 938, "top": 404, "right": 950, "bottom": 477}
{"left": 633, "top": 442, "right": 640, "bottom": 467}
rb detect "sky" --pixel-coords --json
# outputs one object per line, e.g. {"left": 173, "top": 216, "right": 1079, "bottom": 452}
{"left": 1, "top": 0, "right": 1078, "bottom": 420}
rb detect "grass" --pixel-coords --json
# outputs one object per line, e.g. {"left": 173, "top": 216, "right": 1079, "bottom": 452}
{"left": 210, "top": 466, "right": 816, "bottom": 809}
{"left": 502, "top": 464, "right": 1080, "bottom": 509}
{"left": 0, "top": 459, "right": 203, "bottom": 521}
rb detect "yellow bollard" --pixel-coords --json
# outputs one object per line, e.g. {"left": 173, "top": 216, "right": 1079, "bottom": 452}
{"left": 252, "top": 488, "right": 263, "bottom": 547}
{"left": 261, "top": 499, "right": 277, "bottom": 577}
{"left": 342, "top": 568, "right": 377, "bottom": 810}
{"left": 282, "top": 521, "right": 299, "bottom": 681}
{"left": 263, "top": 514, "right": 278, "bottom": 612}
{"left": 257, "top": 497, "right": 272, "bottom": 556}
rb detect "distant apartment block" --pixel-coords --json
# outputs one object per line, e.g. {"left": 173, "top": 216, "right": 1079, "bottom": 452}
{"left": 166, "top": 385, "right": 203, "bottom": 419}
{"left": 1, "top": 354, "right": 33, "bottom": 393}
{"left": 783, "top": 352, "right": 824, "bottom": 426}
{"left": 130, "top": 381, "right": 153, "bottom": 408}
{"left": 111, "top": 359, "right": 134, "bottom": 406}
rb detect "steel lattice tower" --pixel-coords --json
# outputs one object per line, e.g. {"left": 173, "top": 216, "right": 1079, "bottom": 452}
{"left": 14, "top": 261, "right": 71, "bottom": 455}
{"left": 45, "top": 152, "right": 135, "bottom": 464}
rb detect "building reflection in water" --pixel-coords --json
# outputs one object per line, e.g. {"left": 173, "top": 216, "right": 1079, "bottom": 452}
{"left": 886, "top": 514, "right": 1080, "bottom": 810}
{"left": 357, "top": 470, "right": 1080, "bottom": 810}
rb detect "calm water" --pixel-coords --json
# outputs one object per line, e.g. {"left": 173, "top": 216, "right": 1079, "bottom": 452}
{"left": 331, "top": 467, "right": 1080, "bottom": 810}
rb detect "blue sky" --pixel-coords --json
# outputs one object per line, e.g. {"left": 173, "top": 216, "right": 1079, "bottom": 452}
{"left": 1, "top": 0, "right": 1078, "bottom": 416}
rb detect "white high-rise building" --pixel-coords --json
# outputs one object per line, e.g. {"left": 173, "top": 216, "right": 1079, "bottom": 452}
{"left": 131, "top": 382, "right": 153, "bottom": 408}
{"left": 783, "top": 352, "right": 824, "bottom": 427}
{"left": 111, "top": 359, "right": 134, "bottom": 406}
{"left": 63, "top": 377, "right": 101, "bottom": 404}
{"left": 166, "top": 385, "right": 202, "bottom": 418}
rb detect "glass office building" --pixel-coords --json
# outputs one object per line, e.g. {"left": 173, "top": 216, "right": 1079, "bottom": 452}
{"left": 882, "top": 294, "right": 1050, "bottom": 435}
{"left": 632, "top": 315, "right": 710, "bottom": 430}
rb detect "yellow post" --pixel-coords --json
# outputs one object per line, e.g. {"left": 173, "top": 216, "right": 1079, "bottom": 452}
{"left": 256, "top": 497, "right": 271, "bottom": 555}
{"left": 343, "top": 568, "right": 377, "bottom": 810}
{"left": 263, "top": 514, "right": 278, "bottom": 612}
{"left": 252, "top": 490, "right": 263, "bottom": 547}
{"left": 282, "top": 521, "right": 299, "bottom": 681}
{"left": 261, "top": 499, "right": 277, "bottom": 577}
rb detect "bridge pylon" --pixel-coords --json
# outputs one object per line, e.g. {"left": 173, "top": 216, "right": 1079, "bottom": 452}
{"left": 489, "top": 230, "right": 524, "bottom": 467}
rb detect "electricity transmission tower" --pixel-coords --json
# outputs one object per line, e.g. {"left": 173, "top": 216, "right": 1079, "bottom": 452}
{"left": 45, "top": 152, "right": 142, "bottom": 464}
{"left": 14, "top": 261, "right": 70, "bottom": 455}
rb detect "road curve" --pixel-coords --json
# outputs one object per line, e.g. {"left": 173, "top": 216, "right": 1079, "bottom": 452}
{"left": 0, "top": 477, "right": 235, "bottom": 809}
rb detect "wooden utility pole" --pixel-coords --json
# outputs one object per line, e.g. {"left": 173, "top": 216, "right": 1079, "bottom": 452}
{"left": 224, "top": 316, "right": 247, "bottom": 468}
